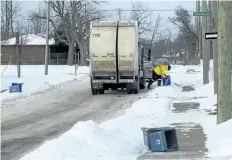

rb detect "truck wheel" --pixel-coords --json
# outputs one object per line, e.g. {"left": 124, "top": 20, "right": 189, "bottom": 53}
{"left": 140, "top": 83, "right": 145, "bottom": 89}
{"left": 134, "top": 88, "right": 138, "bottom": 94}
{"left": 139, "top": 77, "right": 146, "bottom": 89}
{"left": 99, "top": 89, "right": 105, "bottom": 94}
{"left": 133, "top": 79, "right": 139, "bottom": 94}
{"left": 92, "top": 89, "right": 98, "bottom": 95}
{"left": 126, "top": 86, "right": 132, "bottom": 94}
{"left": 158, "top": 79, "right": 162, "bottom": 86}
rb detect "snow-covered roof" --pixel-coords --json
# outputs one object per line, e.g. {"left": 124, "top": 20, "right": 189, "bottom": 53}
{"left": 1, "top": 34, "right": 55, "bottom": 45}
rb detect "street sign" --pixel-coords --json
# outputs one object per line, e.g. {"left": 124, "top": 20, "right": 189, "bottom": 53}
{"left": 193, "top": 12, "right": 212, "bottom": 16}
{"left": 205, "top": 32, "right": 218, "bottom": 40}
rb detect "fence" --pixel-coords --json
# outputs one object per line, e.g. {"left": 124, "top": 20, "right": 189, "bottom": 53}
{"left": 1, "top": 53, "right": 81, "bottom": 65}
{"left": 49, "top": 53, "right": 80, "bottom": 65}
{"left": 50, "top": 53, "right": 68, "bottom": 65}
{"left": 1, "top": 54, "right": 45, "bottom": 65}
{"left": 1, "top": 45, "right": 46, "bottom": 65}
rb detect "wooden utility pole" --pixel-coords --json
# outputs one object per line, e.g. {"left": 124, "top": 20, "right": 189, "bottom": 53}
{"left": 196, "top": 0, "right": 201, "bottom": 63}
{"left": 212, "top": 1, "right": 218, "bottom": 95}
{"left": 202, "top": 0, "right": 210, "bottom": 84}
{"left": 71, "top": 1, "right": 76, "bottom": 65}
{"left": 217, "top": 1, "right": 232, "bottom": 124}
{"left": 45, "top": 1, "right": 50, "bottom": 75}
{"left": 208, "top": 0, "right": 213, "bottom": 60}
{"left": 15, "top": 31, "right": 21, "bottom": 78}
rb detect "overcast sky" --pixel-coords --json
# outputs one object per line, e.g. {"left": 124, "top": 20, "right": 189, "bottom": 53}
{"left": 20, "top": 0, "right": 196, "bottom": 39}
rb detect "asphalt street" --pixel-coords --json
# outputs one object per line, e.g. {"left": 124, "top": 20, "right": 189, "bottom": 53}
{"left": 1, "top": 77, "right": 148, "bottom": 160}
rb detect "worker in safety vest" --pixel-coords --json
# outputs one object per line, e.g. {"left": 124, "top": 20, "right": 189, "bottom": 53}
{"left": 147, "top": 65, "right": 171, "bottom": 89}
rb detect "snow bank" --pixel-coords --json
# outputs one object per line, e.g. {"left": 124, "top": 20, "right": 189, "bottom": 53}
{"left": 197, "top": 82, "right": 231, "bottom": 159}
{"left": 202, "top": 94, "right": 217, "bottom": 111}
{"left": 189, "top": 82, "right": 216, "bottom": 110}
{"left": 194, "top": 82, "right": 214, "bottom": 97}
{"left": 202, "top": 118, "right": 232, "bottom": 159}
{"left": 195, "top": 84, "right": 216, "bottom": 111}
{"left": 20, "top": 120, "right": 142, "bottom": 160}
{"left": 176, "top": 81, "right": 214, "bottom": 104}
{"left": 1, "top": 65, "right": 89, "bottom": 101}
{"left": 20, "top": 97, "right": 172, "bottom": 160}
{"left": 170, "top": 65, "right": 202, "bottom": 88}
{"left": 149, "top": 85, "right": 181, "bottom": 98}
{"left": 19, "top": 64, "right": 202, "bottom": 160}
{"left": 200, "top": 59, "right": 213, "bottom": 68}
{"left": 18, "top": 64, "right": 232, "bottom": 160}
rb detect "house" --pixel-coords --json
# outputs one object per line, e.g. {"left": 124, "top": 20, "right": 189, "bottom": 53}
{"left": 1, "top": 34, "right": 58, "bottom": 65}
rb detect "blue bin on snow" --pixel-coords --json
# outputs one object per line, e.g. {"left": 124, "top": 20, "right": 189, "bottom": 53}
{"left": 12, "top": 83, "right": 23, "bottom": 92}
{"left": 142, "top": 127, "right": 178, "bottom": 152}
{"left": 162, "top": 75, "right": 171, "bottom": 86}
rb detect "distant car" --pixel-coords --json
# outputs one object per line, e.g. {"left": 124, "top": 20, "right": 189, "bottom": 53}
{"left": 144, "top": 61, "right": 155, "bottom": 81}
{"left": 144, "top": 58, "right": 170, "bottom": 82}
{"left": 153, "top": 58, "right": 170, "bottom": 66}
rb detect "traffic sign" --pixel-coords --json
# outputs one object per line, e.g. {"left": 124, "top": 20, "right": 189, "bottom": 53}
{"left": 193, "top": 12, "right": 212, "bottom": 16}
{"left": 205, "top": 31, "right": 218, "bottom": 40}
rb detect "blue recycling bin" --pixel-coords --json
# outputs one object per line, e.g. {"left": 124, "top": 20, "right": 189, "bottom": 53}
{"left": 162, "top": 75, "right": 171, "bottom": 86}
{"left": 12, "top": 83, "right": 23, "bottom": 92}
{"left": 142, "top": 127, "right": 178, "bottom": 152}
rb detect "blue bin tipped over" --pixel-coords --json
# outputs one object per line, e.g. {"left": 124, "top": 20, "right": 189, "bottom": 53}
{"left": 12, "top": 83, "right": 23, "bottom": 92}
{"left": 142, "top": 127, "right": 179, "bottom": 152}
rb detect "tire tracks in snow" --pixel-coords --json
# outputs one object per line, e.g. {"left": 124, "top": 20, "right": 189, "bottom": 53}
{"left": 1, "top": 79, "right": 148, "bottom": 160}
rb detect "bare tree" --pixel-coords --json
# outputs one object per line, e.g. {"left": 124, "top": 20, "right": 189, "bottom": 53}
{"left": 167, "top": 28, "right": 172, "bottom": 58}
{"left": 1, "top": 1, "right": 22, "bottom": 40}
{"left": 115, "top": 8, "right": 125, "bottom": 21}
{"left": 1, "top": 18, "right": 31, "bottom": 45}
{"left": 30, "top": 0, "right": 106, "bottom": 66}
{"left": 172, "top": 32, "right": 185, "bottom": 63}
{"left": 73, "top": 1, "right": 107, "bottom": 66}
{"left": 152, "top": 32, "right": 168, "bottom": 59}
{"left": 130, "top": 3, "right": 153, "bottom": 35}
{"left": 28, "top": 4, "right": 47, "bottom": 35}
{"left": 15, "top": 20, "right": 31, "bottom": 45}
{"left": 169, "top": 6, "right": 198, "bottom": 65}
{"left": 150, "top": 14, "right": 162, "bottom": 57}
{"left": 150, "top": 14, "right": 161, "bottom": 45}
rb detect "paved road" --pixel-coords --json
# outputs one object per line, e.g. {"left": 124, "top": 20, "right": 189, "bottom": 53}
{"left": 1, "top": 76, "right": 147, "bottom": 160}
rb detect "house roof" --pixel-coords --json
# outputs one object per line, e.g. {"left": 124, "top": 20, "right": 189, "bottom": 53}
{"left": 1, "top": 34, "right": 55, "bottom": 45}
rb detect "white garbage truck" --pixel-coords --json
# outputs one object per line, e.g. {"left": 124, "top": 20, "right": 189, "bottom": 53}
{"left": 89, "top": 21, "right": 146, "bottom": 95}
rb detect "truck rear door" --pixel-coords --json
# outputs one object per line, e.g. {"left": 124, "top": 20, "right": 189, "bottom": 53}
{"left": 89, "top": 22, "right": 117, "bottom": 81}
{"left": 118, "top": 22, "right": 138, "bottom": 81}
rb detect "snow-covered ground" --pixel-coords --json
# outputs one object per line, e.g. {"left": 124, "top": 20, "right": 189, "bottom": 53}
{"left": 19, "top": 64, "right": 232, "bottom": 160}
{"left": 1, "top": 65, "right": 89, "bottom": 102}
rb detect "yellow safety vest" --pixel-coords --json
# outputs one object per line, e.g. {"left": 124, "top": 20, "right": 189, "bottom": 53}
{"left": 154, "top": 65, "right": 168, "bottom": 78}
